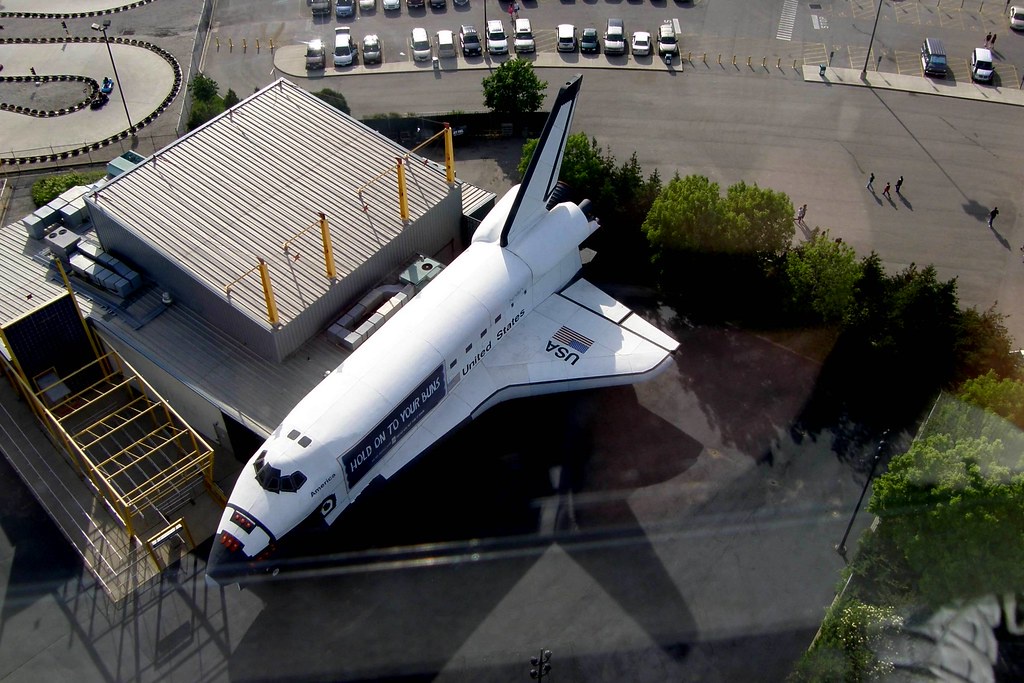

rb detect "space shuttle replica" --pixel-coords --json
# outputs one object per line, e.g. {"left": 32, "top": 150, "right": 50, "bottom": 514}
{"left": 207, "top": 75, "right": 679, "bottom": 583}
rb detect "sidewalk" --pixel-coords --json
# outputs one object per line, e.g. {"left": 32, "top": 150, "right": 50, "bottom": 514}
{"left": 803, "top": 64, "right": 1024, "bottom": 107}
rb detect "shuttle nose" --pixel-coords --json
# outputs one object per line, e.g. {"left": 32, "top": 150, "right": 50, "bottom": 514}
{"left": 206, "top": 529, "right": 252, "bottom": 585}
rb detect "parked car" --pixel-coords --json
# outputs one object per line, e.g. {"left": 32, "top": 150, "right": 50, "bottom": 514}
{"left": 486, "top": 19, "right": 508, "bottom": 55}
{"left": 604, "top": 18, "right": 626, "bottom": 55}
{"left": 970, "top": 47, "right": 994, "bottom": 82}
{"left": 920, "top": 37, "right": 948, "bottom": 78}
{"left": 407, "top": 0, "right": 425, "bottom": 8}
{"left": 383, "top": 0, "right": 400, "bottom": 10}
{"left": 429, "top": 0, "right": 446, "bottom": 8}
{"left": 312, "top": 0, "right": 332, "bottom": 16}
{"left": 410, "top": 26, "right": 432, "bottom": 60}
{"left": 453, "top": 0, "right": 469, "bottom": 5}
{"left": 657, "top": 23, "right": 678, "bottom": 57}
{"left": 334, "top": 27, "right": 356, "bottom": 66}
{"left": 556, "top": 24, "right": 576, "bottom": 52}
{"left": 631, "top": 31, "right": 651, "bottom": 56}
{"left": 460, "top": 24, "right": 482, "bottom": 56}
{"left": 580, "top": 26, "right": 599, "bottom": 53}
{"left": 305, "top": 39, "right": 326, "bottom": 69}
{"left": 359, "top": 0, "right": 376, "bottom": 11}
{"left": 1010, "top": 5, "right": 1024, "bottom": 29}
{"left": 362, "top": 33, "right": 382, "bottom": 63}
{"left": 436, "top": 29, "right": 457, "bottom": 58}
{"left": 513, "top": 18, "right": 535, "bottom": 53}
{"left": 335, "top": 0, "right": 354, "bottom": 18}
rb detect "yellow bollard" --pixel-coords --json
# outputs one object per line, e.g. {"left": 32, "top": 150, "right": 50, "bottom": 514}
{"left": 270, "top": 38, "right": 275, "bottom": 51}
{"left": 747, "top": 56, "right": 751, "bottom": 67}
{"left": 733, "top": 55, "right": 737, "bottom": 66}
{"left": 229, "top": 38, "right": 233, "bottom": 52}
{"left": 216, "top": 37, "right": 220, "bottom": 50}
{"left": 703, "top": 52, "right": 707, "bottom": 64}
{"left": 243, "top": 38, "right": 247, "bottom": 52}
{"left": 717, "top": 54, "right": 721, "bottom": 65}
{"left": 762, "top": 57, "right": 766, "bottom": 68}
{"left": 256, "top": 39, "right": 260, "bottom": 52}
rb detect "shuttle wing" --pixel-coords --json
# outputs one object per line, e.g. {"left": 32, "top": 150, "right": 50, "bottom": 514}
{"left": 373, "top": 278, "right": 677, "bottom": 481}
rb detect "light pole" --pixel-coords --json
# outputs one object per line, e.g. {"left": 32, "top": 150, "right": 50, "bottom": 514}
{"left": 91, "top": 19, "right": 135, "bottom": 136}
{"left": 836, "top": 430, "right": 889, "bottom": 561}
{"left": 861, "top": 0, "right": 884, "bottom": 75}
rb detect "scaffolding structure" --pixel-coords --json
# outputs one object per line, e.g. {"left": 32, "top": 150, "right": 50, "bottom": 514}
{"left": 0, "top": 291, "right": 225, "bottom": 601}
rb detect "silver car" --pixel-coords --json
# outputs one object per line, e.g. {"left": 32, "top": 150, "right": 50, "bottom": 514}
{"left": 362, "top": 34, "right": 382, "bottom": 63}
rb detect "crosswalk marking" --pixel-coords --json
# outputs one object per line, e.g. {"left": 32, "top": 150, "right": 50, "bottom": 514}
{"left": 777, "top": 0, "right": 799, "bottom": 41}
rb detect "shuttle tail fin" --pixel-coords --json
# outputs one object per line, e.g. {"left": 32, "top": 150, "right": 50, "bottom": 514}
{"left": 499, "top": 74, "right": 583, "bottom": 248}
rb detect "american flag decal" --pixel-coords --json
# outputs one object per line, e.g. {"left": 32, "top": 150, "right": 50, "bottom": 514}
{"left": 552, "top": 326, "right": 593, "bottom": 354}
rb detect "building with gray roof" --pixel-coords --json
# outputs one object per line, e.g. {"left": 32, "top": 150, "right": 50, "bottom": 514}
{"left": 86, "top": 78, "right": 484, "bottom": 363}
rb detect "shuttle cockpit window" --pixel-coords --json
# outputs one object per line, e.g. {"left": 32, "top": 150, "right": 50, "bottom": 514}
{"left": 253, "top": 451, "right": 308, "bottom": 493}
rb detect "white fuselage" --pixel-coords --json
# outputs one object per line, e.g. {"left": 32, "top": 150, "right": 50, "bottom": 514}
{"left": 213, "top": 193, "right": 596, "bottom": 562}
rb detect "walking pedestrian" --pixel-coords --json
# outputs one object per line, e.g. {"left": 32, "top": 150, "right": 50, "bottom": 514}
{"left": 882, "top": 182, "right": 892, "bottom": 199}
{"left": 895, "top": 175, "right": 903, "bottom": 194}
{"left": 796, "top": 204, "right": 807, "bottom": 226}
{"left": 508, "top": 3, "right": 514, "bottom": 18}
{"left": 985, "top": 32, "right": 992, "bottom": 47}
{"left": 988, "top": 206, "right": 999, "bottom": 228}
{"left": 991, "top": 33, "right": 997, "bottom": 48}
{"left": 866, "top": 172, "right": 875, "bottom": 191}
{"left": 513, "top": 1, "right": 520, "bottom": 17}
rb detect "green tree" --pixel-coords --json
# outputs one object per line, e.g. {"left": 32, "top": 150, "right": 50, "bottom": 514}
{"left": 721, "top": 181, "right": 795, "bottom": 256}
{"left": 188, "top": 73, "right": 219, "bottom": 102}
{"left": 789, "top": 598, "right": 900, "bottom": 682}
{"left": 868, "top": 433, "right": 1024, "bottom": 605}
{"left": 953, "top": 305, "right": 1017, "bottom": 384}
{"left": 312, "top": 88, "right": 350, "bottom": 115}
{"left": 784, "top": 231, "right": 862, "bottom": 323}
{"left": 641, "top": 175, "right": 794, "bottom": 258}
{"left": 223, "top": 89, "right": 240, "bottom": 108}
{"left": 187, "top": 98, "right": 226, "bottom": 131}
{"left": 31, "top": 171, "right": 107, "bottom": 207}
{"left": 641, "top": 174, "right": 724, "bottom": 255}
{"left": 482, "top": 59, "right": 547, "bottom": 114}
{"left": 957, "top": 370, "right": 1024, "bottom": 427}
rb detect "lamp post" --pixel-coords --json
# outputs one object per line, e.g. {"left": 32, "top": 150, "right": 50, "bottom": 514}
{"left": 91, "top": 19, "right": 135, "bottom": 136}
{"left": 836, "top": 431, "right": 889, "bottom": 561}
{"left": 861, "top": 0, "right": 884, "bottom": 75}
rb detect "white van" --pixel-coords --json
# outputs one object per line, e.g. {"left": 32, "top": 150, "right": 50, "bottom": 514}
{"left": 513, "top": 18, "right": 535, "bottom": 53}
{"left": 436, "top": 29, "right": 457, "bottom": 59}
{"left": 410, "top": 27, "right": 432, "bottom": 62}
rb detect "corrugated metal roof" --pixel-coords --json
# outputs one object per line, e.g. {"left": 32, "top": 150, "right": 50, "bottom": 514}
{"left": 88, "top": 78, "right": 459, "bottom": 331}
{"left": 0, "top": 219, "right": 69, "bottom": 326}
